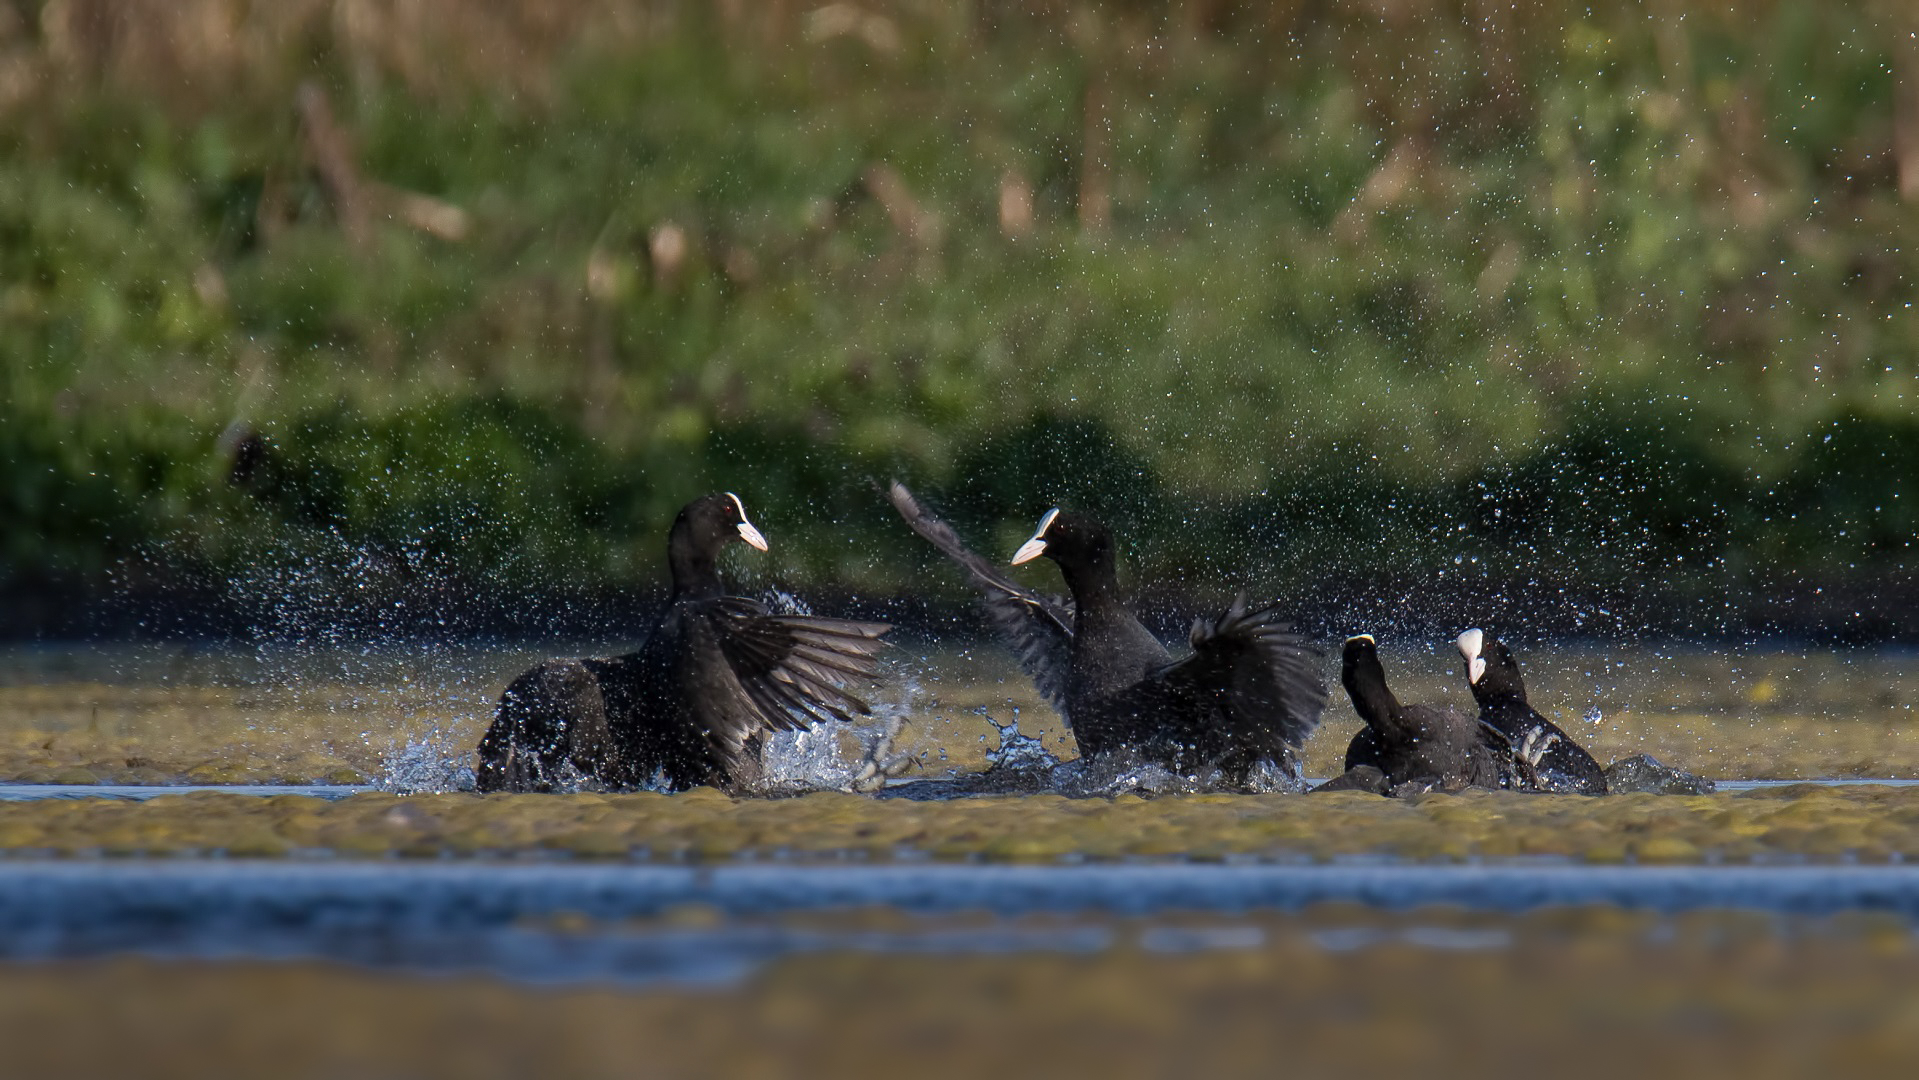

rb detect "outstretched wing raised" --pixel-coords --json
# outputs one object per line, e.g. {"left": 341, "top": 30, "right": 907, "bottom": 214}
{"left": 888, "top": 481, "right": 1075, "bottom": 715}
{"left": 1148, "top": 595, "right": 1328, "bottom": 755}
{"left": 695, "top": 599, "right": 891, "bottom": 748}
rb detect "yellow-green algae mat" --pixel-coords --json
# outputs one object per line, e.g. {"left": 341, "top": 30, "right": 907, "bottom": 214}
{"left": 4, "top": 784, "right": 1919, "bottom": 862}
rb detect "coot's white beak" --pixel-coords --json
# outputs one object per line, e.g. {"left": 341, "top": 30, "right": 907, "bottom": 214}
{"left": 1455, "top": 628, "right": 1486, "bottom": 685}
{"left": 1345, "top": 633, "right": 1376, "bottom": 647}
{"left": 1010, "top": 508, "right": 1059, "bottom": 566}
{"left": 726, "top": 492, "right": 769, "bottom": 552}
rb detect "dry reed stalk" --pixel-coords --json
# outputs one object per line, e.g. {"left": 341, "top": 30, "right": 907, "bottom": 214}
{"left": 863, "top": 164, "right": 938, "bottom": 248}
{"left": 297, "top": 81, "right": 370, "bottom": 246}
{"left": 999, "top": 168, "right": 1035, "bottom": 239}
{"left": 1896, "top": 13, "right": 1919, "bottom": 201}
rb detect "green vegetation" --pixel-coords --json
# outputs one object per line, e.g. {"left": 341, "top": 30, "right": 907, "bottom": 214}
{"left": 2, "top": 1, "right": 1915, "bottom": 630}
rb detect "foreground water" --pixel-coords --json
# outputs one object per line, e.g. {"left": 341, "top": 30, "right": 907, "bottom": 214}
{"left": 9, "top": 903, "right": 1918, "bottom": 1079}
{"left": 9, "top": 861, "right": 1919, "bottom": 984}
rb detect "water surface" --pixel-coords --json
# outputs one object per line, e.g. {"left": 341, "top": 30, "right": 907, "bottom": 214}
{"left": 1, "top": 639, "right": 1914, "bottom": 787}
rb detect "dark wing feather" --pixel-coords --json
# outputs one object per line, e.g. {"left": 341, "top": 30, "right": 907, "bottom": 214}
{"left": 1149, "top": 595, "right": 1329, "bottom": 756}
{"left": 888, "top": 481, "right": 1074, "bottom": 714}
{"left": 702, "top": 598, "right": 891, "bottom": 741}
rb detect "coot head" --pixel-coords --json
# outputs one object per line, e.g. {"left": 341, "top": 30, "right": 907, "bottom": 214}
{"left": 1341, "top": 633, "right": 1379, "bottom": 668}
{"left": 1455, "top": 628, "right": 1525, "bottom": 701}
{"left": 1009, "top": 508, "right": 1113, "bottom": 573}
{"left": 669, "top": 492, "right": 769, "bottom": 595}
{"left": 678, "top": 492, "right": 769, "bottom": 552}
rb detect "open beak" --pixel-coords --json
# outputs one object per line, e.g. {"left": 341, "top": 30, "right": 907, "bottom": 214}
{"left": 1455, "top": 628, "right": 1486, "bottom": 685}
{"left": 725, "top": 492, "right": 770, "bottom": 551}
{"left": 1010, "top": 508, "right": 1059, "bottom": 565}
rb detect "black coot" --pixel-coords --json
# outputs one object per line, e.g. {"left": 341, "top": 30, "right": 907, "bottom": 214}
{"left": 890, "top": 483, "right": 1326, "bottom": 785}
{"left": 476, "top": 493, "right": 890, "bottom": 793}
{"left": 1330, "top": 634, "right": 1508, "bottom": 794}
{"left": 1454, "top": 628, "right": 1607, "bottom": 795}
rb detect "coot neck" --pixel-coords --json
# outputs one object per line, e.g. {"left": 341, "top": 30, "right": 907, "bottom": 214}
{"left": 1343, "top": 653, "right": 1400, "bottom": 730}
{"left": 668, "top": 536, "right": 727, "bottom": 602}
{"left": 1055, "top": 553, "right": 1126, "bottom": 623}
{"left": 1471, "top": 675, "right": 1527, "bottom": 708}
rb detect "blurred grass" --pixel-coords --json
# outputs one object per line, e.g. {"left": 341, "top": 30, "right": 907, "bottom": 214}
{"left": 2, "top": 0, "right": 1916, "bottom": 626}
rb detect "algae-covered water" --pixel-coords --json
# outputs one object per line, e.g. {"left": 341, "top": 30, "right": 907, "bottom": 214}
{"left": 0, "top": 639, "right": 1916, "bottom": 864}
{"left": 3, "top": 639, "right": 1916, "bottom": 789}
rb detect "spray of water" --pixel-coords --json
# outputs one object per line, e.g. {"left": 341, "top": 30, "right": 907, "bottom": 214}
{"left": 379, "top": 729, "right": 478, "bottom": 794}
{"left": 757, "top": 673, "right": 923, "bottom": 794}
{"left": 902, "top": 707, "right": 1309, "bottom": 799}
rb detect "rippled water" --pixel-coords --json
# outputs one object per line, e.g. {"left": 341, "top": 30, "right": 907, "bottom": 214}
{"left": 7, "top": 861, "right": 1919, "bottom": 984}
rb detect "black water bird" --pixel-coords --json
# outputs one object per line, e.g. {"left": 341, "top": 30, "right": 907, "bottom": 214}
{"left": 476, "top": 493, "right": 891, "bottom": 793}
{"left": 1332, "top": 634, "right": 1508, "bottom": 795}
{"left": 888, "top": 483, "right": 1327, "bottom": 785}
{"left": 1454, "top": 628, "right": 1607, "bottom": 795}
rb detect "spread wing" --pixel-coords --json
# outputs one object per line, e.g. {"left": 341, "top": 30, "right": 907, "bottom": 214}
{"left": 693, "top": 598, "right": 891, "bottom": 751}
{"left": 888, "top": 481, "right": 1074, "bottom": 714}
{"left": 1147, "top": 595, "right": 1328, "bottom": 756}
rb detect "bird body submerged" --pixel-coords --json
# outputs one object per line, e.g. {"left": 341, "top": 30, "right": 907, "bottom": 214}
{"left": 890, "top": 483, "right": 1327, "bottom": 786}
{"left": 476, "top": 494, "right": 889, "bottom": 793}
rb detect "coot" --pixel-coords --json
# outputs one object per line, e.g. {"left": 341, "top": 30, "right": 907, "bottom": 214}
{"left": 1333, "top": 634, "right": 1508, "bottom": 794}
{"left": 889, "top": 483, "right": 1326, "bottom": 786}
{"left": 476, "top": 493, "right": 890, "bottom": 793}
{"left": 1454, "top": 628, "right": 1607, "bottom": 795}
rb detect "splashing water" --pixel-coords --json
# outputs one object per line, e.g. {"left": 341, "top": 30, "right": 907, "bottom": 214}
{"left": 1242, "top": 759, "right": 1310, "bottom": 795}
{"left": 379, "top": 728, "right": 477, "bottom": 794}
{"left": 890, "top": 708, "right": 1308, "bottom": 800}
{"left": 746, "top": 585, "right": 921, "bottom": 795}
{"left": 760, "top": 589, "right": 813, "bottom": 617}
{"left": 1048, "top": 754, "right": 1304, "bottom": 798}
{"left": 756, "top": 675, "right": 925, "bottom": 794}
{"left": 983, "top": 710, "right": 1060, "bottom": 774}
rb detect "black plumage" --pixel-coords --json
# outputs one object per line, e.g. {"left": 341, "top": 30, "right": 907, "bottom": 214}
{"left": 1454, "top": 628, "right": 1608, "bottom": 795}
{"left": 889, "top": 483, "right": 1327, "bottom": 785}
{"left": 476, "top": 493, "right": 890, "bottom": 793}
{"left": 1333, "top": 634, "right": 1508, "bottom": 794}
